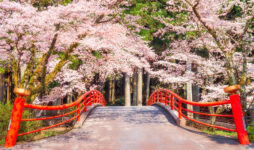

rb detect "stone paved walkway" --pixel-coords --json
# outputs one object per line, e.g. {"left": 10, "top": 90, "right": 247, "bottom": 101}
{"left": 2, "top": 106, "right": 253, "bottom": 150}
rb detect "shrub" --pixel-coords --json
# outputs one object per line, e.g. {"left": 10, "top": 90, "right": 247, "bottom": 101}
{"left": 247, "top": 126, "right": 254, "bottom": 141}
{"left": 0, "top": 103, "right": 12, "bottom": 145}
{"left": 108, "top": 97, "right": 125, "bottom": 106}
{"left": 0, "top": 103, "right": 43, "bottom": 146}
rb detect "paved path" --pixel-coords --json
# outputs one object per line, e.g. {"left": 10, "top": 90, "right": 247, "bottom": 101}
{"left": 2, "top": 106, "right": 253, "bottom": 150}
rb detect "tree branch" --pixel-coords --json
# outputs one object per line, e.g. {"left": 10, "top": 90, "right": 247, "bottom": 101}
{"left": 21, "top": 45, "right": 36, "bottom": 88}
{"left": 30, "top": 42, "right": 79, "bottom": 98}
{"left": 28, "top": 24, "right": 60, "bottom": 89}
{"left": 41, "top": 24, "right": 60, "bottom": 95}
{"left": 184, "top": 0, "right": 237, "bottom": 84}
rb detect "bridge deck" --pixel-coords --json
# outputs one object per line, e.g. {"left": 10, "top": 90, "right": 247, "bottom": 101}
{"left": 4, "top": 106, "right": 252, "bottom": 150}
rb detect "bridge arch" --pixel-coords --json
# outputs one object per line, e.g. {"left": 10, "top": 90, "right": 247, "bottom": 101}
{"left": 4, "top": 87, "right": 250, "bottom": 148}
{"left": 4, "top": 89, "right": 106, "bottom": 148}
{"left": 148, "top": 88, "right": 249, "bottom": 145}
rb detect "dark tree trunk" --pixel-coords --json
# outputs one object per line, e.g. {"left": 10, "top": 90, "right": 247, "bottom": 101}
{"left": 0, "top": 73, "right": 4, "bottom": 103}
{"left": 124, "top": 74, "right": 131, "bottom": 106}
{"left": 137, "top": 68, "right": 142, "bottom": 106}
{"left": 112, "top": 79, "right": 115, "bottom": 104}
{"left": 145, "top": 72, "right": 150, "bottom": 104}
{"left": 192, "top": 85, "right": 200, "bottom": 119}
{"left": 108, "top": 79, "right": 112, "bottom": 103}
{"left": 133, "top": 70, "right": 137, "bottom": 105}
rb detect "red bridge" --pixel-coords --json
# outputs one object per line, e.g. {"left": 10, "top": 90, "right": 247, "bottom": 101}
{"left": 3, "top": 88, "right": 253, "bottom": 150}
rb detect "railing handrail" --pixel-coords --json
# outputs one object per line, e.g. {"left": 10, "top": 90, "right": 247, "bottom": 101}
{"left": 149, "top": 89, "right": 231, "bottom": 106}
{"left": 148, "top": 88, "right": 249, "bottom": 145}
{"left": 23, "top": 89, "right": 101, "bottom": 110}
{"left": 5, "top": 89, "right": 106, "bottom": 148}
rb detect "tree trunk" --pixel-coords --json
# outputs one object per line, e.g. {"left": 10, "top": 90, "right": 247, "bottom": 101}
{"left": 6, "top": 72, "right": 11, "bottom": 104}
{"left": 57, "top": 97, "right": 62, "bottom": 115}
{"left": 186, "top": 62, "right": 193, "bottom": 118}
{"left": 169, "top": 83, "right": 174, "bottom": 92}
{"left": 208, "top": 106, "right": 216, "bottom": 132}
{"left": 125, "top": 74, "right": 131, "bottom": 106}
{"left": 137, "top": 68, "right": 143, "bottom": 106}
{"left": 67, "top": 95, "right": 72, "bottom": 103}
{"left": 0, "top": 73, "right": 4, "bottom": 103}
{"left": 108, "top": 79, "right": 112, "bottom": 103}
{"left": 112, "top": 79, "right": 115, "bottom": 104}
{"left": 187, "top": 82, "right": 193, "bottom": 118}
{"left": 209, "top": 106, "right": 224, "bottom": 131}
{"left": 192, "top": 85, "right": 200, "bottom": 119}
{"left": 145, "top": 72, "right": 150, "bottom": 104}
{"left": 250, "top": 109, "right": 254, "bottom": 124}
{"left": 133, "top": 70, "right": 137, "bottom": 105}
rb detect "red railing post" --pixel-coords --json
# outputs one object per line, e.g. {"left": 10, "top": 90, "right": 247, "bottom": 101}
{"left": 160, "top": 91, "right": 162, "bottom": 103}
{"left": 157, "top": 92, "right": 159, "bottom": 103}
{"left": 5, "top": 97, "right": 25, "bottom": 148}
{"left": 149, "top": 95, "right": 152, "bottom": 105}
{"left": 89, "top": 92, "right": 92, "bottom": 106}
{"left": 230, "top": 94, "right": 249, "bottom": 145}
{"left": 170, "top": 95, "right": 173, "bottom": 110}
{"left": 164, "top": 91, "right": 167, "bottom": 106}
{"left": 84, "top": 97, "right": 87, "bottom": 112}
{"left": 93, "top": 91, "right": 95, "bottom": 104}
{"left": 96, "top": 93, "right": 98, "bottom": 103}
{"left": 97, "top": 93, "right": 99, "bottom": 103}
{"left": 103, "top": 97, "right": 106, "bottom": 106}
{"left": 77, "top": 103, "right": 80, "bottom": 122}
{"left": 178, "top": 101, "right": 182, "bottom": 119}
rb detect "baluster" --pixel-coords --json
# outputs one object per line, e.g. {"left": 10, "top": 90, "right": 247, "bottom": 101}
{"left": 84, "top": 97, "right": 87, "bottom": 112}
{"left": 93, "top": 91, "right": 95, "bottom": 104}
{"left": 165, "top": 91, "right": 167, "bottom": 105}
{"left": 178, "top": 101, "right": 182, "bottom": 119}
{"left": 160, "top": 91, "right": 162, "bottom": 103}
{"left": 89, "top": 92, "right": 92, "bottom": 106}
{"left": 77, "top": 103, "right": 80, "bottom": 121}
{"left": 170, "top": 95, "right": 173, "bottom": 110}
{"left": 157, "top": 92, "right": 159, "bottom": 103}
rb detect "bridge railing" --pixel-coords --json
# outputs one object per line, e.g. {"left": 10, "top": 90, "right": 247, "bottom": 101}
{"left": 5, "top": 89, "right": 106, "bottom": 148}
{"left": 147, "top": 88, "right": 249, "bottom": 145}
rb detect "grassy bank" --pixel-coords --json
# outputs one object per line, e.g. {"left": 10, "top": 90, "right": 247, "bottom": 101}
{"left": 187, "top": 120, "right": 254, "bottom": 142}
{"left": 247, "top": 126, "right": 254, "bottom": 141}
{"left": 0, "top": 103, "right": 72, "bottom": 146}
{"left": 202, "top": 129, "right": 238, "bottom": 139}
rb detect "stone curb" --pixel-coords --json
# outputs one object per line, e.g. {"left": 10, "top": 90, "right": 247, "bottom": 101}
{"left": 152, "top": 103, "right": 186, "bottom": 126}
{"left": 74, "top": 104, "right": 103, "bottom": 129}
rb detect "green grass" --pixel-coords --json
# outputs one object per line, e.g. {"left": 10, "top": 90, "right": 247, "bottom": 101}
{"left": 0, "top": 103, "right": 73, "bottom": 146}
{"left": 201, "top": 126, "right": 254, "bottom": 142}
{"left": 0, "top": 103, "right": 12, "bottom": 145}
{"left": 0, "top": 103, "right": 44, "bottom": 146}
{"left": 29, "top": 127, "right": 72, "bottom": 142}
{"left": 202, "top": 129, "right": 238, "bottom": 138}
{"left": 247, "top": 126, "right": 254, "bottom": 141}
{"left": 188, "top": 121, "right": 254, "bottom": 141}
{"left": 107, "top": 97, "right": 125, "bottom": 106}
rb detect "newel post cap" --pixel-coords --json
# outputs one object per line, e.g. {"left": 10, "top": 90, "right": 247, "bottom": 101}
{"left": 14, "top": 87, "right": 31, "bottom": 97}
{"left": 224, "top": 85, "right": 240, "bottom": 94}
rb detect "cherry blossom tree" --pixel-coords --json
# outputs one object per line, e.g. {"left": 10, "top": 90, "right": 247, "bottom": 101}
{"left": 0, "top": 0, "right": 155, "bottom": 104}
{"left": 147, "top": 0, "right": 254, "bottom": 108}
